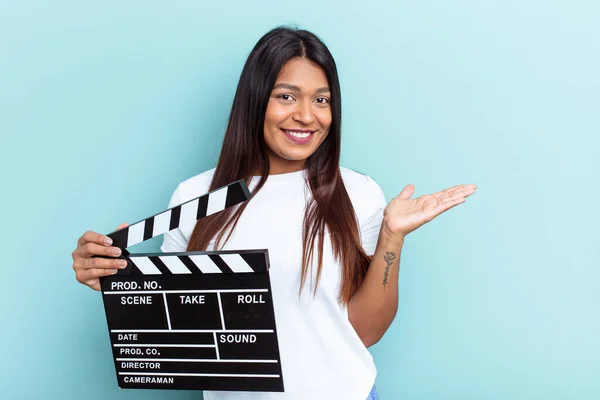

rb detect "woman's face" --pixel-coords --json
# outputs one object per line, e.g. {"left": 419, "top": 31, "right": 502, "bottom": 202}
{"left": 263, "top": 57, "right": 332, "bottom": 174}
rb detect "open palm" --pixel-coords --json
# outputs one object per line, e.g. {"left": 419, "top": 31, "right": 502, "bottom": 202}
{"left": 383, "top": 183, "right": 477, "bottom": 238}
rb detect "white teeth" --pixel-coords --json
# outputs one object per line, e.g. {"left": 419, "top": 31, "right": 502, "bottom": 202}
{"left": 284, "top": 130, "right": 312, "bottom": 138}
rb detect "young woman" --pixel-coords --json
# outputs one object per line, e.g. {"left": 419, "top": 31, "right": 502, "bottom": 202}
{"left": 71, "top": 26, "right": 476, "bottom": 399}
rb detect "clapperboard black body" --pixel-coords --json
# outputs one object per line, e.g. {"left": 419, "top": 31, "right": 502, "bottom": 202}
{"left": 99, "top": 180, "right": 284, "bottom": 392}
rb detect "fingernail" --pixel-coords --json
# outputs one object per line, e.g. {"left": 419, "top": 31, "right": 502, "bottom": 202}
{"left": 117, "top": 260, "right": 128, "bottom": 268}
{"left": 110, "top": 269, "right": 118, "bottom": 275}
{"left": 111, "top": 248, "right": 121, "bottom": 257}
{"left": 104, "top": 237, "right": 113, "bottom": 246}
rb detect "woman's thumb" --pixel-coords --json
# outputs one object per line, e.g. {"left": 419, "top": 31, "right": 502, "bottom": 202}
{"left": 397, "top": 184, "right": 415, "bottom": 200}
{"left": 115, "top": 222, "right": 129, "bottom": 230}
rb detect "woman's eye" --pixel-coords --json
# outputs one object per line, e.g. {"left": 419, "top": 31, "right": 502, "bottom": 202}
{"left": 278, "top": 94, "right": 294, "bottom": 101}
{"left": 315, "top": 97, "right": 330, "bottom": 104}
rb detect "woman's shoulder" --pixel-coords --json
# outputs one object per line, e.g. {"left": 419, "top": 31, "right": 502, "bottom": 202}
{"left": 339, "top": 166, "right": 382, "bottom": 192}
{"left": 172, "top": 167, "right": 216, "bottom": 204}
{"left": 339, "top": 166, "right": 387, "bottom": 221}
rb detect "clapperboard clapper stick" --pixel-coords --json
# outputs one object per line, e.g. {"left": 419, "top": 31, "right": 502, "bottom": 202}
{"left": 98, "top": 180, "right": 285, "bottom": 392}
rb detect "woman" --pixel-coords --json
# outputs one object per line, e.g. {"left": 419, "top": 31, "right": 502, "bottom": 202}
{"left": 71, "top": 26, "right": 476, "bottom": 399}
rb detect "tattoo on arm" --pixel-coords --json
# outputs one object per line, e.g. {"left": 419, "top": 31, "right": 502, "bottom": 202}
{"left": 382, "top": 251, "right": 397, "bottom": 290}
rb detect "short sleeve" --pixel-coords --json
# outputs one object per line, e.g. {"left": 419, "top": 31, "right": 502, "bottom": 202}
{"left": 360, "top": 176, "right": 387, "bottom": 256}
{"left": 160, "top": 185, "right": 189, "bottom": 253}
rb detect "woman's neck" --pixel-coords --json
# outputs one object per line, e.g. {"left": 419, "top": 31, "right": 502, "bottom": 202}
{"left": 261, "top": 156, "right": 306, "bottom": 176}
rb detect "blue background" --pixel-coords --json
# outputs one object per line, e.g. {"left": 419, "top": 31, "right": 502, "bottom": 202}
{"left": 1, "top": 1, "right": 598, "bottom": 399}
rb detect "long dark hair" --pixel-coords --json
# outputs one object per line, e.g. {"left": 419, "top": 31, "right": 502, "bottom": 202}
{"left": 187, "top": 26, "right": 371, "bottom": 303}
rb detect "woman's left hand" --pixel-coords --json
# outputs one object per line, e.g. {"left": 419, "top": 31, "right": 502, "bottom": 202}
{"left": 381, "top": 183, "right": 477, "bottom": 240}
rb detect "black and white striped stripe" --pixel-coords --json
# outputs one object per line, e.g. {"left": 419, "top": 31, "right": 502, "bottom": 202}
{"left": 121, "top": 251, "right": 269, "bottom": 275}
{"left": 108, "top": 180, "right": 251, "bottom": 249}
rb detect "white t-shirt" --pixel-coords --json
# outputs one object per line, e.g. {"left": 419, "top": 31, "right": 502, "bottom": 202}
{"left": 160, "top": 166, "right": 386, "bottom": 400}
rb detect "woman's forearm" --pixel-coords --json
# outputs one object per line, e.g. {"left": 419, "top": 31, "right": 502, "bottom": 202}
{"left": 348, "top": 224, "right": 405, "bottom": 347}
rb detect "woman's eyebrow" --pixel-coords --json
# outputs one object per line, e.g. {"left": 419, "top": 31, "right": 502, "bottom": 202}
{"left": 272, "top": 83, "right": 330, "bottom": 94}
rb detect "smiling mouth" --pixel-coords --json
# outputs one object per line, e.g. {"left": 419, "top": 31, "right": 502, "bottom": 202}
{"left": 280, "top": 129, "right": 315, "bottom": 144}
{"left": 282, "top": 129, "right": 315, "bottom": 138}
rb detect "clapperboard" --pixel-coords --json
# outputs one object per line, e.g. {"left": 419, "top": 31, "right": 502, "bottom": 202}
{"left": 99, "top": 180, "right": 284, "bottom": 392}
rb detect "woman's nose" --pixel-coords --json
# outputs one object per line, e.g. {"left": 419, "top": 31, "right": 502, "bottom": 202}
{"left": 292, "top": 101, "right": 315, "bottom": 124}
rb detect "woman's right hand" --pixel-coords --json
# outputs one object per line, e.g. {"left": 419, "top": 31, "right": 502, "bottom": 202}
{"left": 72, "top": 222, "right": 129, "bottom": 291}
